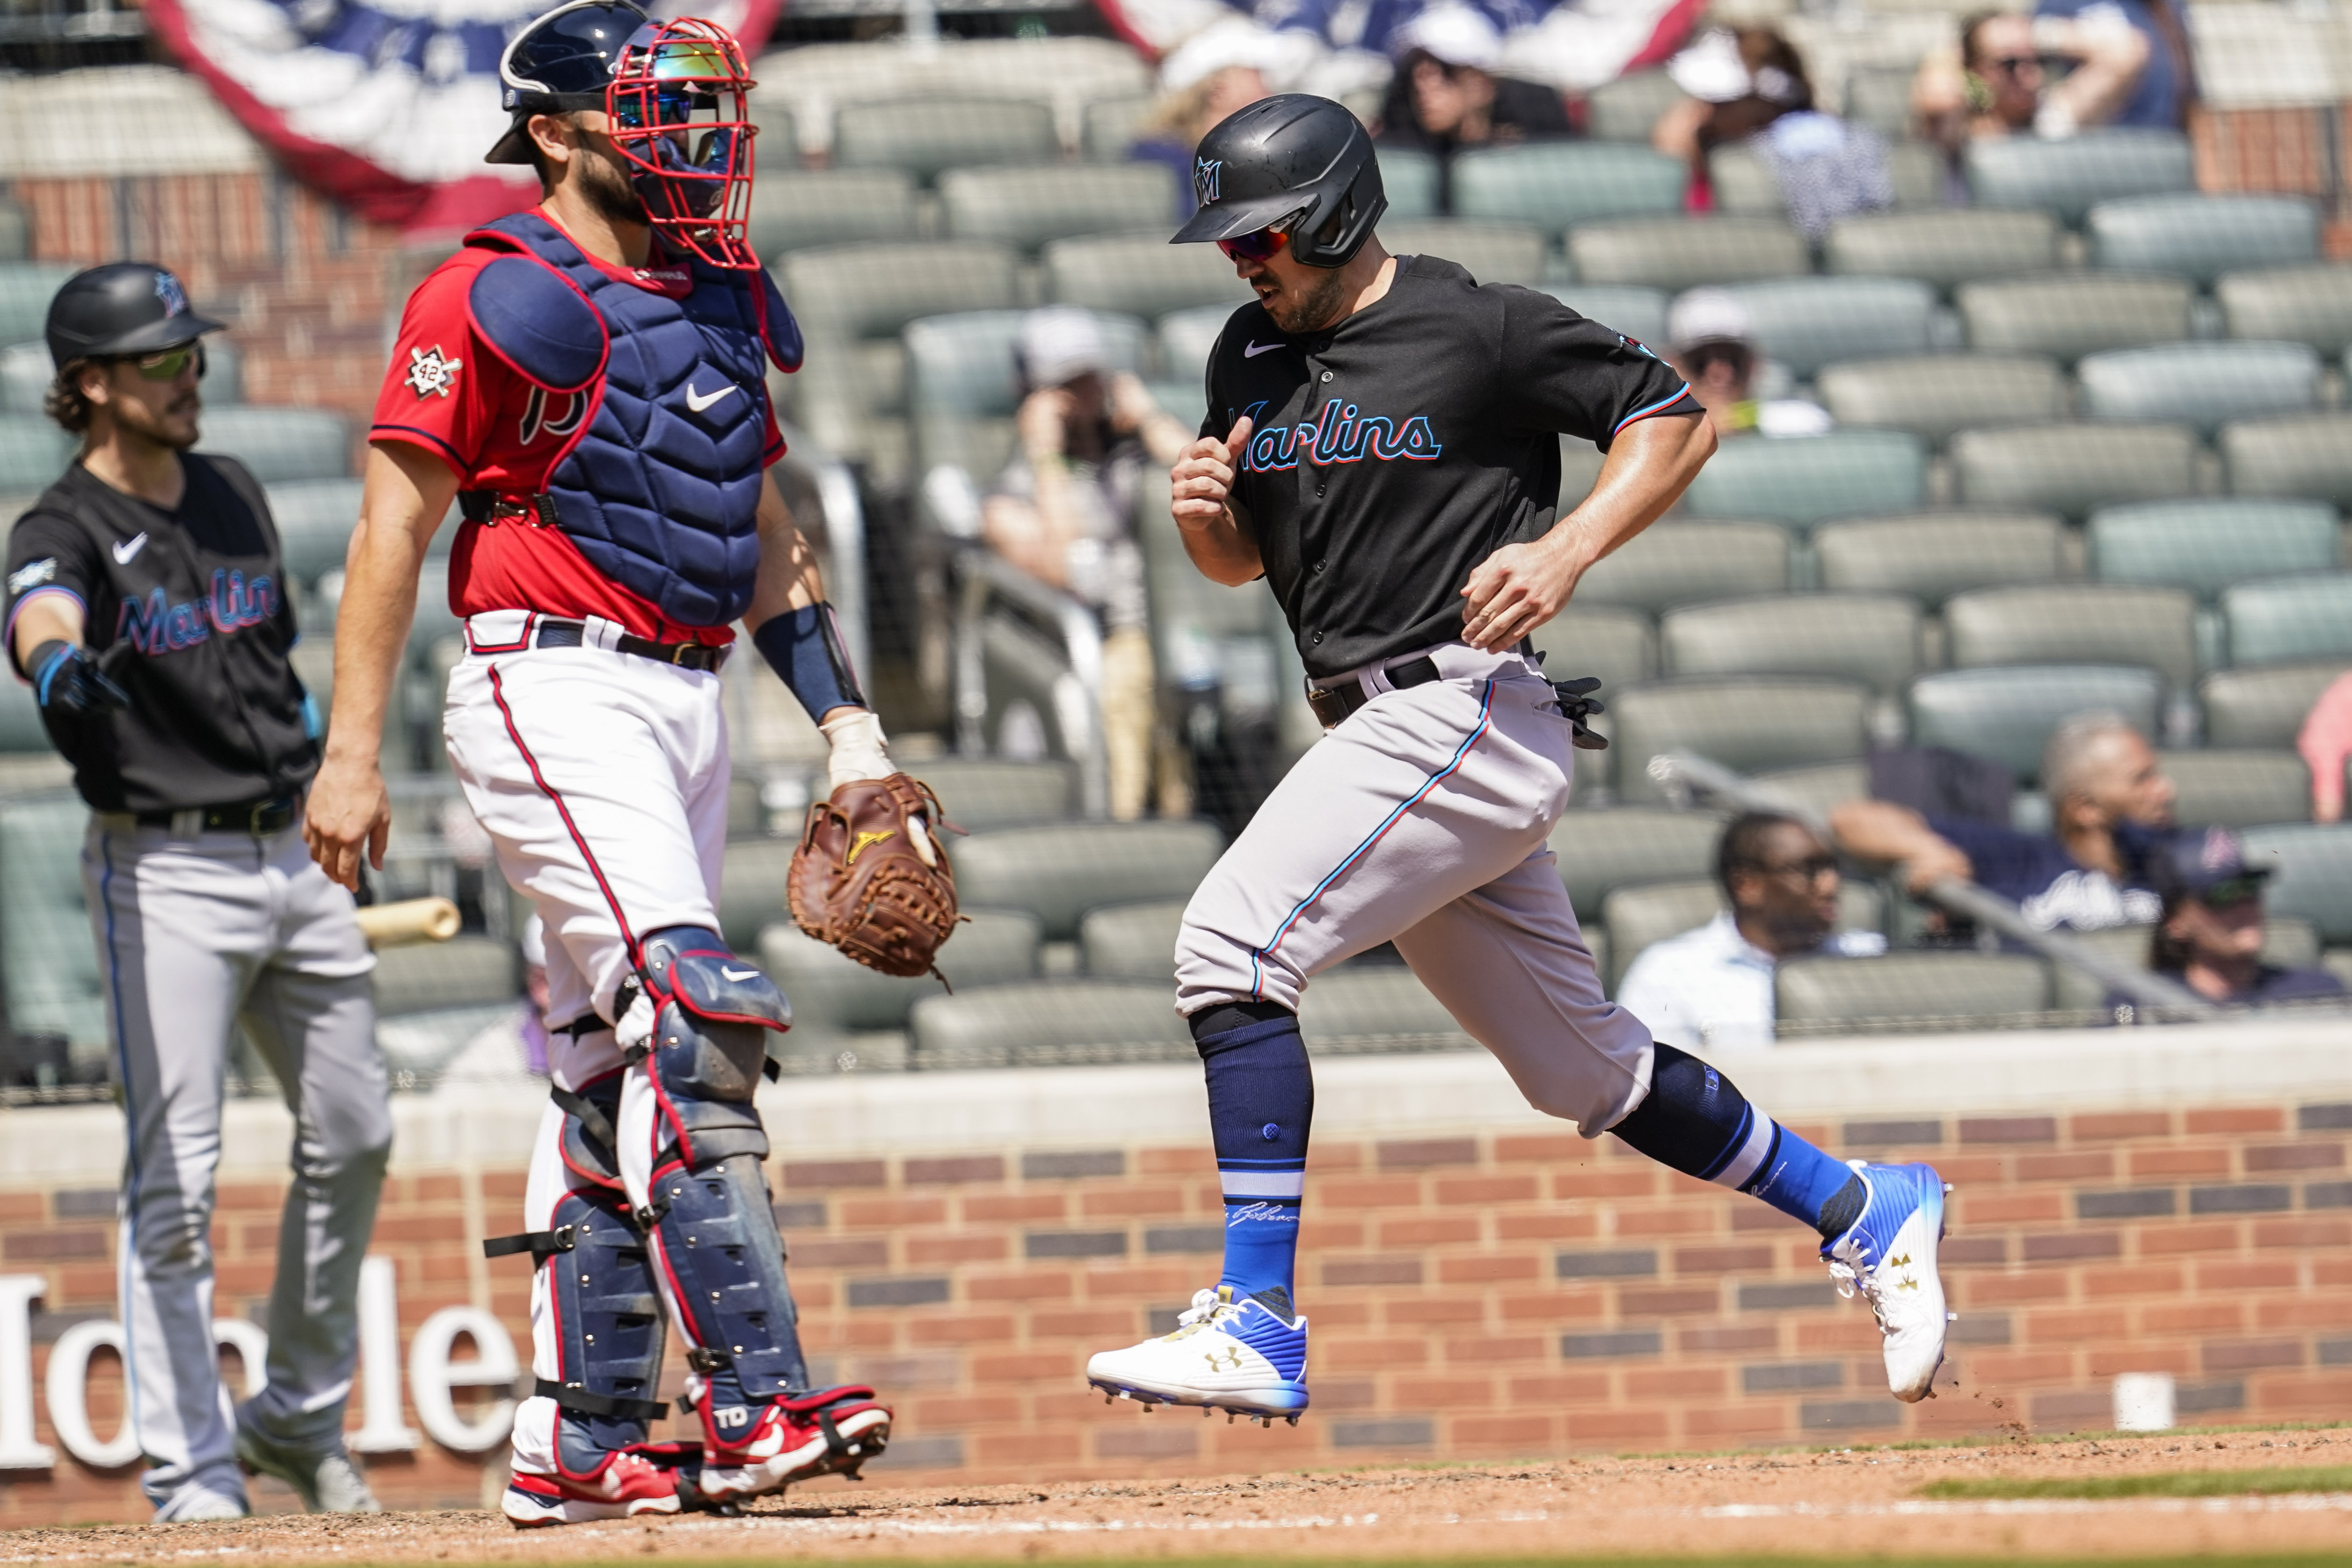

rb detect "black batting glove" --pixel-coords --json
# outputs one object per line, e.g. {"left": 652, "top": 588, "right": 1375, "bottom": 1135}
{"left": 29, "top": 640, "right": 130, "bottom": 715}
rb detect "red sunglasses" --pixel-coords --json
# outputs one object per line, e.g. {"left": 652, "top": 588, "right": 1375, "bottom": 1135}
{"left": 1218, "top": 226, "right": 1290, "bottom": 263}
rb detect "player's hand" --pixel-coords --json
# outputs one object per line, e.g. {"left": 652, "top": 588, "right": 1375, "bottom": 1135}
{"left": 305, "top": 751, "right": 392, "bottom": 892}
{"left": 1901, "top": 838, "right": 1974, "bottom": 897}
{"left": 28, "top": 641, "right": 130, "bottom": 715}
{"left": 1459, "top": 532, "right": 1578, "bottom": 651}
{"left": 1170, "top": 416, "right": 1251, "bottom": 526}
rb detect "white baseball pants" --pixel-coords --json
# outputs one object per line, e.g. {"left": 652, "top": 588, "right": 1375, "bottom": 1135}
{"left": 1173, "top": 642, "right": 1657, "bottom": 1134}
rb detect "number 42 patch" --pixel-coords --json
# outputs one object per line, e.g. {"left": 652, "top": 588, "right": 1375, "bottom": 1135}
{"left": 405, "top": 345, "right": 463, "bottom": 399}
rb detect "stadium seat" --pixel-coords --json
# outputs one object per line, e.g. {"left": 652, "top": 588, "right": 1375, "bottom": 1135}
{"left": 1452, "top": 142, "right": 1685, "bottom": 230}
{"left": 906, "top": 307, "right": 1150, "bottom": 478}
{"left": 1379, "top": 147, "right": 1441, "bottom": 219}
{"left": 0, "top": 263, "right": 75, "bottom": 348}
{"left": 2088, "top": 499, "right": 2339, "bottom": 599}
{"left": 1704, "top": 277, "right": 1938, "bottom": 379}
{"left": 2076, "top": 341, "right": 2320, "bottom": 435}
{"left": 2240, "top": 824, "right": 2352, "bottom": 943}
{"left": 1082, "top": 95, "right": 1151, "bottom": 161}
{"left": 2159, "top": 749, "right": 2311, "bottom": 828}
{"left": 1824, "top": 210, "right": 2059, "bottom": 293}
{"left": 1529, "top": 604, "right": 1655, "bottom": 689}
{"left": 747, "top": 99, "right": 797, "bottom": 168}
{"left": 0, "top": 673, "right": 43, "bottom": 752}
{"left": 194, "top": 408, "right": 350, "bottom": 483}
{"left": 1675, "top": 430, "right": 1926, "bottom": 532}
{"left": 1584, "top": 69, "right": 1682, "bottom": 142}
{"left": 1570, "top": 519, "right": 1789, "bottom": 614}
{"left": 1158, "top": 304, "right": 1232, "bottom": 386}
{"left": 1750, "top": 758, "right": 1872, "bottom": 817}
{"left": 1548, "top": 806, "right": 1725, "bottom": 918}
{"left": 2222, "top": 412, "right": 2352, "bottom": 510}
{"left": 1944, "top": 583, "right": 2197, "bottom": 686}
{"left": 1565, "top": 218, "right": 1808, "bottom": 291}
{"left": 1660, "top": 593, "right": 1922, "bottom": 696}
{"left": 1815, "top": 355, "right": 2065, "bottom": 446}
{"left": 939, "top": 164, "right": 1178, "bottom": 255}
{"left": 1043, "top": 234, "right": 1255, "bottom": 319}
{"left": 1908, "top": 665, "right": 2163, "bottom": 783}
{"left": 371, "top": 936, "right": 521, "bottom": 1021}
{"left": 2200, "top": 660, "right": 2350, "bottom": 748}
{"left": 1078, "top": 897, "right": 1185, "bottom": 980}
{"left": 0, "top": 342, "right": 51, "bottom": 416}
{"left": 0, "top": 792, "right": 104, "bottom": 1064}
{"left": 1842, "top": 67, "right": 1917, "bottom": 140}
{"left": 2221, "top": 573, "right": 2352, "bottom": 668}
{"left": 952, "top": 819, "right": 1223, "bottom": 939}
{"left": 1607, "top": 876, "right": 1886, "bottom": 991}
{"left": 1963, "top": 129, "right": 2194, "bottom": 225}
{"left": 749, "top": 170, "right": 918, "bottom": 257}
{"left": 0, "top": 414, "right": 70, "bottom": 495}
{"left": 1605, "top": 677, "right": 1873, "bottom": 801}
{"left": 760, "top": 908, "right": 1041, "bottom": 1035}
{"left": 909, "top": 978, "right": 1188, "bottom": 1067}
{"left": 1378, "top": 220, "right": 1546, "bottom": 284}
{"left": 831, "top": 97, "right": 1058, "bottom": 183}
{"left": 1298, "top": 965, "right": 1465, "bottom": 1047}
{"left": 1958, "top": 273, "right": 2193, "bottom": 362}
{"left": 1540, "top": 283, "right": 1669, "bottom": 347}
{"left": 1949, "top": 422, "right": 2198, "bottom": 520}
{"left": 0, "top": 198, "right": 27, "bottom": 262}
{"left": 910, "top": 757, "right": 1078, "bottom": 830}
{"left": 265, "top": 479, "right": 364, "bottom": 584}
{"left": 2086, "top": 194, "right": 2321, "bottom": 287}
{"left": 1777, "top": 951, "right": 2052, "bottom": 1031}
{"left": 2215, "top": 265, "right": 2352, "bottom": 357}
{"left": 1708, "top": 140, "right": 1939, "bottom": 219}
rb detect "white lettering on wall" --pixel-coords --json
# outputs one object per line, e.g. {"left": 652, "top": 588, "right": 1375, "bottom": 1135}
{"left": 408, "top": 1306, "right": 517, "bottom": 1454}
{"left": 350, "top": 1256, "right": 421, "bottom": 1454}
{"left": 0, "top": 1277, "right": 54, "bottom": 1470}
{"left": 44, "top": 1320, "right": 140, "bottom": 1470}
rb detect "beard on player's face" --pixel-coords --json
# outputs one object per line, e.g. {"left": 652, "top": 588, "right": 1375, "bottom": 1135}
{"left": 1249, "top": 251, "right": 1349, "bottom": 335}
{"left": 573, "top": 138, "right": 652, "bottom": 228}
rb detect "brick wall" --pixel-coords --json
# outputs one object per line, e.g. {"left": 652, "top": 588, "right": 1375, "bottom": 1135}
{"left": 3, "top": 1090, "right": 2350, "bottom": 1524}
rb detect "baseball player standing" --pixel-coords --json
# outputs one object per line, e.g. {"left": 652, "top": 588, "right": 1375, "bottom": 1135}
{"left": 5, "top": 263, "right": 390, "bottom": 1519}
{"left": 1085, "top": 97, "right": 1952, "bottom": 1420}
{"left": 305, "top": 1, "right": 903, "bottom": 1526}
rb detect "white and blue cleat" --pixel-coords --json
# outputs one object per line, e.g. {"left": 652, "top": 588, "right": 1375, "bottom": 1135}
{"left": 1086, "top": 1285, "right": 1309, "bottom": 1425}
{"left": 1822, "top": 1161, "right": 1952, "bottom": 1403}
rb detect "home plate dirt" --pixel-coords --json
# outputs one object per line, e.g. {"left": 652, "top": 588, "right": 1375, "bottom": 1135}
{"left": 7, "top": 1427, "right": 2351, "bottom": 1565}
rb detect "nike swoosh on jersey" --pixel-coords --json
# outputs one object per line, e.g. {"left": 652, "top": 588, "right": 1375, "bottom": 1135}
{"left": 684, "top": 382, "right": 739, "bottom": 413}
{"left": 113, "top": 532, "right": 148, "bottom": 564}
{"left": 1243, "top": 341, "right": 1285, "bottom": 358}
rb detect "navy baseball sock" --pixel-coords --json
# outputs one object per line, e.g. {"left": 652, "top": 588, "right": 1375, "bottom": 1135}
{"left": 1610, "top": 1042, "right": 1863, "bottom": 1240}
{"left": 1191, "top": 1001, "right": 1311, "bottom": 1311}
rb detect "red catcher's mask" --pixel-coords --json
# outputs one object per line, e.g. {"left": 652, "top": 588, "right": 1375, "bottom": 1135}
{"left": 605, "top": 17, "right": 759, "bottom": 270}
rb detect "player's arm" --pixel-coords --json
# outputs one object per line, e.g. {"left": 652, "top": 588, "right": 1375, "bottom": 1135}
{"left": 1169, "top": 414, "right": 1261, "bottom": 586}
{"left": 1827, "top": 799, "right": 1974, "bottom": 895}
{"left": 303, "top": 441, "right": 454, "bottom": 890}
{"left": 7, "top": 524, "right": 125, "bottom": 715}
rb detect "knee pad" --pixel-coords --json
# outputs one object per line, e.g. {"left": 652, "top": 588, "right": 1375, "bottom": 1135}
{"left": 633, "top": 926, "right": 790, "bottom": 1167}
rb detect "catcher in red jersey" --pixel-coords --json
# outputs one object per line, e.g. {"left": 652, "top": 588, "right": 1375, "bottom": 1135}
{"left": 304, "top": 0, "right": 947, "bottom": 1527}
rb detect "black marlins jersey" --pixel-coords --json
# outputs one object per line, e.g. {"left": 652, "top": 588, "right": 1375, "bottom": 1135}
{"left": 1201, "top": 254, "right": 1701, "bottom": 680}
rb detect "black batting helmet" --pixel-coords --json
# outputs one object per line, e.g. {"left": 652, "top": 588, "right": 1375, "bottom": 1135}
{"left": 486, "top": 0, "right": 651, "bottom": 165}
{"left": 1172, "top": 94, "right": 1386, "bottom": 269}
{"left": 44, "top": 263, "right": 225, "bottom": 368}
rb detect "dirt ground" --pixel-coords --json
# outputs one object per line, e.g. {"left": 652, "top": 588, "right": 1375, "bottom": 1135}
{"left": 5, "top": 1427, "right": 2349, "bottom": 1566}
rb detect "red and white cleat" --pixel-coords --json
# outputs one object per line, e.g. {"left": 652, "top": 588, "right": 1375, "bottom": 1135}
{"left": 502, "top": 1450, "right": 681, "bottom": 1528}
{"left": 682, "top": 1385, "right": 892, "bottom": 1504}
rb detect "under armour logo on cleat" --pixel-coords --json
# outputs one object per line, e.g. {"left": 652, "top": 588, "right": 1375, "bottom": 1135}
{"left": 1889, "top": 1253, "right": 1910, "bottom": 1268}
{"left": 1204, "top": 1347, "right": 1244, "bottom": 1371}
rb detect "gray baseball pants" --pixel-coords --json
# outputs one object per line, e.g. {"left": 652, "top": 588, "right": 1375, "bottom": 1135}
{"left": 84, "top": 816, "right": 391, "bottom": 1516}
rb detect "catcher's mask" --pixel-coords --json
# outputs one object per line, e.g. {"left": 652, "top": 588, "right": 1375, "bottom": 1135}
{"left": 604, "top": 16, "right": 760, "bottom": 270}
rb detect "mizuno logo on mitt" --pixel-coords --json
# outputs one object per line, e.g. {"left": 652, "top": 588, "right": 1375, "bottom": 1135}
{"left": 847, "top": 828, "right": 894, "bottom": 863}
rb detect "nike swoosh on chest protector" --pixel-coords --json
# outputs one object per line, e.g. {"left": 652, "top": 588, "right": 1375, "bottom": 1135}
{"left": 685, "top": 382, "right": 739, "bottom": 413}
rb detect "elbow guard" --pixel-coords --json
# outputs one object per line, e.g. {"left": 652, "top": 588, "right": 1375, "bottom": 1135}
{"left": 752, "top": 602, "right": 867, "bottom": 722}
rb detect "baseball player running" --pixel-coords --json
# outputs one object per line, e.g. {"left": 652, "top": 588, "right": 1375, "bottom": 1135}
{"left": 1085, "top": 97, "right": 1951, "bottom": 1421}
{"left": 305, "top": 1, "right": 903, "bottom": 1525}
{"left": 6, "top": 263, "right": 390, "bottom": 1519}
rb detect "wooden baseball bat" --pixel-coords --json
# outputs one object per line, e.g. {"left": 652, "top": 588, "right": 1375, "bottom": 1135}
{"left": 355, "top": 897, "right": 461, "bottom": 949}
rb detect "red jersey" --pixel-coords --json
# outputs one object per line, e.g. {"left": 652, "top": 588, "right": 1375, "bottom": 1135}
{"left": 369, "top": 208, "right": 786, "bottom": 645}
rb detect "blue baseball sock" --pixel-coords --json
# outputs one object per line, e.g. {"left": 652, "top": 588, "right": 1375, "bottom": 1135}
{"left": 1191, "top": 1003, "right": 1312, "bottom": 1310}
{"left": 1610, "top": 1042, "right": 1864, "bottom": 1240}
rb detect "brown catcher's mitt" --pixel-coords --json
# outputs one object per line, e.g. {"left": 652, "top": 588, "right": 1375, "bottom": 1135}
{"left": 787, "top": 773, "right": 959, "bottom": 979}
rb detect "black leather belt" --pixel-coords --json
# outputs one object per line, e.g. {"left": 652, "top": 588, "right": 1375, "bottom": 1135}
{"left": 1305, "top": 655, "right": 1441, "bottom": 729}
{"left": 529, "top": 618, "right": 729, "bottom": 672}
{"left": 136, "top": 794, "right": 301, "bottom": 834}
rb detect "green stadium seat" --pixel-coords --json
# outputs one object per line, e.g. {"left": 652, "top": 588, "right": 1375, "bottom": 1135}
{"left": 909, "top": 978, "right": 1187, "bottom": 1066}
{"left": 1082, "top": 96, "right": 1151, "bottom": 161}
{"left": 2200, "top": 660, "right": 2350, "bottom": 748}
{"left": 1707, "top": 277, "right": 1939, "bottom": 380}
{"left": 910, "top": 757, "right": 1077, "bottom": 830}
{"left": 1660, "top": 592, "right": 1922, "bottom": 696}
{"left": 2241, "top": 824, "right": 2352, "bottom": 942}
{"left": 1605, "top": 677, "right": 1873, "bottom": 801}
{"left": 0, "top": 198, "right": 28, "bottom": 262}
{"left": 952, "top": 819, "right": 1223, "bottom": 940}
{"left": 1378, "top": 220, "right": 1546, "bottom": 285}
{"left": 1530, "top": 604, "right": 1655, "bottom": 690}
{"left": 1908, "top": 664, "right": 2163, "bottom": 783}
{"left": 1453, "top": 142, "right": 1685, "bottom": 230}
{"left": 265, "top": 479, "right": 364, "bottom": 584}
{"left": 2088, "top": 499, "right": 2339, "bottom": 599}
{"left": 1539, "top": 283, "right": 1668, "bottom": 347}
{"left": 749, "top": 170, "right": 918, "bottom": 257}
{"left": 1571, "top": 519, "right": 1789, "bottom": 614}
{"left": 1566, "top": 217, "right": 1808, "bottom": 291}
{"left": 2221, "top": 573, "right": 2352, "bottom": 668}
{"left": 0, "top": 792, "right": 104, "bottom": 1066}
{"left": 1043, "top": 234, "right": 1254, "bottom": 320}
{"left": 0, "top": 264, "right": 75, "bottom": 348}
{"left": 1078, "top": 897, "right": 1184, "bottom": 979}
{"left": 1950, "top": 422, "right": 2199, "bottom": 520}
{"left": 1958, "top": 273, "right": 2193, "bottom": 362}
{"left": 1299, "top": 965, "right": 1466, "bottom": 1048}
{"left": 2076, "top": 342, "right": 2320, "bottom": 435}
{"left": 832, "top": 97, "right": 1057, "bottom": 184}
{"left": 1814, "top": 511, "right": 2067, "bottom": 606}
{"left": 0, "top": 414, "right": 71, "bottom": 494}
{"left": 0, "top": 342, "right": 51, "bottom": 416}
{"left": 193, "top": 408, "right": 351, "bottom": 483}
{"left": 1778, "top": 951, "right": 2051, "bottom": 1032}
{"left": 2158, "top": 749, "right": 2311, "bottom": 828}
{"left": 1963, "top": 129, "right": 2194, "bottom": 226}
{"left": 1708, "top": 140, "right": 1939, "bottom": 219}
{"left": 1379, "top": 147, "right": 1442, "bottom": 220}
{"left": 1750, "top": 758, "right": 1873, "bottom": 817}
{"left": 906, "top": 308, "right": 1150, "bottom": 441}
{"left": 2086, "top": 194, "right": 2321, "bottom": 287}
{"left": 0, "top": 670, "right": 44, "bottom": 753}
{"left": 1158, "top": 304, "right": 1233, "bottom": 387}
{"left": 2222, "top": 412, "right": 2352, "bottom": 510}
{"left": 1584, "top": 70, "right": 1682, "bottom": 142}
{"left": 2215, "top": 265, "right": 2352, "bottom": 357}
{"left": 748, "top": 99, "right": 797, "bottom": 167}
{"left": 1843, "top": 68, "right": 1916, "bottom": 139}
{"left": 1676, "top": 430, "right": 1927, "bottom": 532}
{"left": 760, "top": 908, "right": 1041, "bottom": 1035}
{"left": 1945, "top": 583, "right": 2197, "bottom": 686}
{"left": 940, "top": 164, "right": 1178, "bottom": 255}
{"left": 1548, "top": 806, "right": 1725, "bottom": 918}
{"left": 1815, "top": 354, "right": 2065, "bottom": 445}
{"left": 1824, "top": 210, "right": 2059, "bottom": 294}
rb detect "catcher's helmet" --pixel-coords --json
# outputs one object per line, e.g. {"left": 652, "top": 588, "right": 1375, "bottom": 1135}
{"left": 486, "top": 0, "right": 653, "bottom": 165}
{"left": 1172, "top": 94, "right": 1385, "bottom": 269}
{"left": 44, "top": 263, "right": 224, "bottom": 368}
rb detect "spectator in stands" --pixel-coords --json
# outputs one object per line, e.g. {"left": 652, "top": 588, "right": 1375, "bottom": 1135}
{"left": 1133, "top": 21, "right": 1292, "bottom": 219}
{"left": 2035, "top": 0, "right": 2193, "bottom": 129}
{"left": 1654, "top": 28, "right": 1891, "bottom": 234}
{"left": 1663, "top": 289, "right": 1832, "bottom": 441}
{"left": 2298, "top": 670, "right": 2352, "bottom": 823}
{"left": 1615, "top": 812, "right": 1886, "bottom": 1050}
{"left": 1376, "top": 2, "right": 1572, "bottom": 210}
{"left": 983, "top": 309, "right": 1193, "bottom": 821}
{"left": 1829, "top": 712, "right": 2174, "bottom": 933}
{"left": 2139, "top": 827, "right": 2344, "bottom": 1006}
{"left": 1912, "top": 8, "right": 2150, "bottom": 152}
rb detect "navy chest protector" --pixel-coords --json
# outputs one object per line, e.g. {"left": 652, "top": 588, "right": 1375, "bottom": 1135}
{"left": 461, "top": 212, "right": 804, "bottom": 627}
